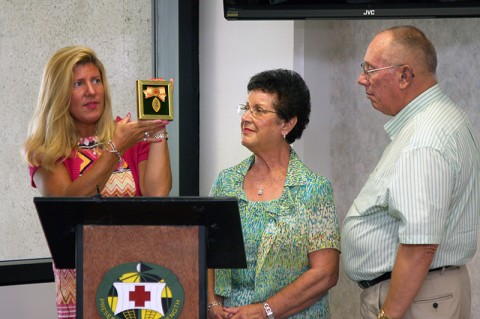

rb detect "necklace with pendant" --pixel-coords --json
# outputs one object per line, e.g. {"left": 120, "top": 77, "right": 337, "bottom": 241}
{"left": 250, "top": 175, "right": 265, "bottom": 196}
{"left": 251, "top": 173, "right": 285, "bottom": 196}
{"left": 257, "top": 187, "right": 264, "bottom": 195}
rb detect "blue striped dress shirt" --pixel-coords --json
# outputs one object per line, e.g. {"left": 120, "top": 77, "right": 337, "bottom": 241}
{"left": 341, "top": 84, "right": 480, "bottom": 282}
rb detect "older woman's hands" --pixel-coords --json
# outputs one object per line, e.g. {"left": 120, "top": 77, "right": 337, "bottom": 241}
{"left": 207, "top": 304, "right": 229, "bottom": 319}
{"left": 111, "top": 113, "right": 168, "bottom": 153}
{"left": 222, "top": 304, "right": 265, "bottom": 319}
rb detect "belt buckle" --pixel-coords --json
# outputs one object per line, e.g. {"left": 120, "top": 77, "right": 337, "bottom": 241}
{"left": 357, "top": 281, "right": 371, "bottom": 289}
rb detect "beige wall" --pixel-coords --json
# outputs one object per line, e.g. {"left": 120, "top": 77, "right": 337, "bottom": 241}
{"left": 0, "top": 0, "right": 151, "bottom": 261}
{"left": 0, "top": 0, "right": 151, "bottom": 316}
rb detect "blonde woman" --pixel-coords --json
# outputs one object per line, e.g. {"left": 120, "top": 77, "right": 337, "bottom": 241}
{"left": 23, "top": 46, "right": 172, "bottom": 319}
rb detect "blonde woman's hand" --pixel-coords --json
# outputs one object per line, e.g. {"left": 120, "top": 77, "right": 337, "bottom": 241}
{"left": 112, "top": 113, "right": 168, "bottom": 153}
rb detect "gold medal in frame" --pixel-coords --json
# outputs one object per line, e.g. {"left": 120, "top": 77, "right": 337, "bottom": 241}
{"left": 136, "top": 80, "right": 174, "bottom": 120}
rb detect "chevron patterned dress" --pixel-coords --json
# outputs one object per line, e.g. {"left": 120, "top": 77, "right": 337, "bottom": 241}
{"left": 53, "top": 136, "right": 137, "bottom": 318}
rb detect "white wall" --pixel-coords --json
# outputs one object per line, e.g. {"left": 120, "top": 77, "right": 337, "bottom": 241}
{"left": 294, "top": 21, "right": 333, "bottom": 178}
{"left": 0, "top": 283, "right": 56, "bottom": 318}
{"left": 199, "top": 1, "right": 296, "bottom": 195}
{"left": 199, "top": 3, "right": 333, "bottom": 195}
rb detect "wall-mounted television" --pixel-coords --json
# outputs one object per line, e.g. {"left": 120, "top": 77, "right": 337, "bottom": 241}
{"left": 224, "top": 0, "right": 480, "bottom": 20}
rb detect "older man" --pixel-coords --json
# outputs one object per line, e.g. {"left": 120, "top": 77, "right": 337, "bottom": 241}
{"left": 342, "top": 25, "right": 480, "bottom": 319}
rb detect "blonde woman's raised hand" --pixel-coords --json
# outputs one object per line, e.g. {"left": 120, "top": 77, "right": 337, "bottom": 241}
{"left": 112, "top": 113, "right": 168, "bottom": 154}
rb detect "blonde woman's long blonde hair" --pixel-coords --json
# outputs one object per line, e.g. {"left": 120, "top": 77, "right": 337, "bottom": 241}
{"left": 23, "top": 46, "right": 115, "bottom": 171}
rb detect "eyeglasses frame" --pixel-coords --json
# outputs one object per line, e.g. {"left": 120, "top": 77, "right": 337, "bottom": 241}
{"left": 236, "top": 103, "right": 279, "bottom": 119}
{"left": 360, "top": 62, "right": 409, "bottom": 79}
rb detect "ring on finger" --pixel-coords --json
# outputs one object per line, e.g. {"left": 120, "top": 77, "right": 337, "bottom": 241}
{"left": 144, "top": 131, "right": 150, "bottom": 137}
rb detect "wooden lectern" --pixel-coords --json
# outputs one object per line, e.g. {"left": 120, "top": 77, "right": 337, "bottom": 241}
{"left": 34, "top": 197, "right": 246, "bottom": 319}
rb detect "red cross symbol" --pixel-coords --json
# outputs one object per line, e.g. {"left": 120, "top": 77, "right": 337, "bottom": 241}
{"left": 129, "top": 285, "right": 151, "bottom": 307}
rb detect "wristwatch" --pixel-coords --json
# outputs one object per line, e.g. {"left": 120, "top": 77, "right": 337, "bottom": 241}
{"left": 263, "top": 301, "right": 275, "bottom": 319}
{"left": 378, "top": 307, "right": 392, "bottom": 319}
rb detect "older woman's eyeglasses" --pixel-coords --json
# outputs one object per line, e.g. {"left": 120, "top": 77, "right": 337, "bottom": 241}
{"left": 237, "top": 103, "right": 278, "bottom": 119}
{"left": 361, "top": 62, "right": 404, "bottom": 78}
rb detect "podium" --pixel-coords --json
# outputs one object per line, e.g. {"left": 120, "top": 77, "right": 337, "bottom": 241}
{"left": 34, "top": 196, "right": 246, "bottom": 319}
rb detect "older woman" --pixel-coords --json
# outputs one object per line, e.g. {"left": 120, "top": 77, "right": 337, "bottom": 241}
{"left": 208, "top": 69, "right": 340, "bottom": 319}
{"left": 23, "top": 46, "right": 172, "bottom": 319}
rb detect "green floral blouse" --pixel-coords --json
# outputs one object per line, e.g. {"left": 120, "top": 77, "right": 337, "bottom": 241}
{"left": 209, "top": 149, "right": 340, "bottom": 318}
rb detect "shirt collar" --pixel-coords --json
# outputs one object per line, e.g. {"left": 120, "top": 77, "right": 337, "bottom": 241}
{"left": 384, "top": 84, "right": 442, "bottom": 139}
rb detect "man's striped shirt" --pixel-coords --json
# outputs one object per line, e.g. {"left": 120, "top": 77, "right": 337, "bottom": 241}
{"left": 342, "top": 85, "right": 480, "bottom": 282}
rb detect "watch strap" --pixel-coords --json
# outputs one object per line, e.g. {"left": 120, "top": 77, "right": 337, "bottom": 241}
{"left": 263, "top": 301, "right": 275, "bottom": 319}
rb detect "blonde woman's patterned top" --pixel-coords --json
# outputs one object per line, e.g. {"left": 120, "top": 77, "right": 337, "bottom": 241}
{"left": 210, "top": 148, "right": 340, "bottom": 319}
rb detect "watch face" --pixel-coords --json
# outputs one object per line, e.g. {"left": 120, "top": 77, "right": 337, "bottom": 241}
{"left": 263, "top": 302, "right": 274, "bottom": 318}
{"left": 378, "top": 308, "right": 390, "bottom": 319}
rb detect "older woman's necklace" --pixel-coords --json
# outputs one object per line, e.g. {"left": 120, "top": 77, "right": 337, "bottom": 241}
{"left": 251, "top": 172, "right": 286, "bottom": 196}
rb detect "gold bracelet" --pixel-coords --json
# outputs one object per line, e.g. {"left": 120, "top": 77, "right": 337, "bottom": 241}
{"left": 378, "top": 307, "right": 392, "bottom": 319}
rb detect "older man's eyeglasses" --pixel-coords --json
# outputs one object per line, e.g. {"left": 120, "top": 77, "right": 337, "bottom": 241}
{"left": 361, "top": 62, "right": 404, "bottom": 78}
{"left": 237, "top": 103, "right": 278, "bottom": 119}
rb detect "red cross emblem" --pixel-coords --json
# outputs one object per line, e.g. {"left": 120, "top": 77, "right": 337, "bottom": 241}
{"left": 129, "top": 285, "right": 151, "bottom": 307}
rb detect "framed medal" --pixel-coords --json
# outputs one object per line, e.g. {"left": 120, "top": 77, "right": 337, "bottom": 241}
{"left": 136, "top": 80, "right": 174, "bottom": 120}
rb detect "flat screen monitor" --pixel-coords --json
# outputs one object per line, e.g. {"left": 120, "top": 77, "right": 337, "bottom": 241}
{"left": 224, "top": 0, "right": 480, "bottom": 20}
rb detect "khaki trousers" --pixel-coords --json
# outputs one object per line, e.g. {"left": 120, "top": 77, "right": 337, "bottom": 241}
{"left": 359, "top": 265, "right": 471, "bottom": 319}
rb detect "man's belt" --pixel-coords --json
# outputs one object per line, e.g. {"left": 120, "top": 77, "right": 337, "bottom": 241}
{"left": 357, "top": 266, "right": 454, "bottom": 289}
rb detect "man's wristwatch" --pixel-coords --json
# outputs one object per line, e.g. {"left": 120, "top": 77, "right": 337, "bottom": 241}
{"left": 378, "top": 307, "right": 392, "bottom": 319}
{"left": 263, "top": 301, "right": 275, "bottom": 319}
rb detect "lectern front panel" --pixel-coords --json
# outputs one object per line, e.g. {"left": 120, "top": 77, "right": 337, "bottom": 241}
{"left": 78, "top": 225, "right": 205, "bottom": 319}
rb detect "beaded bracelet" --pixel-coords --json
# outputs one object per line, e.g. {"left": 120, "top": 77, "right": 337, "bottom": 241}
{"left": 207, "top": 301, "right": 222, "bottom": 313}
{"left": 106, "top": 140, "right": 122, "bottom": 163}
{"left": 153, "top": 132, "right": 169, "bottom": 141}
